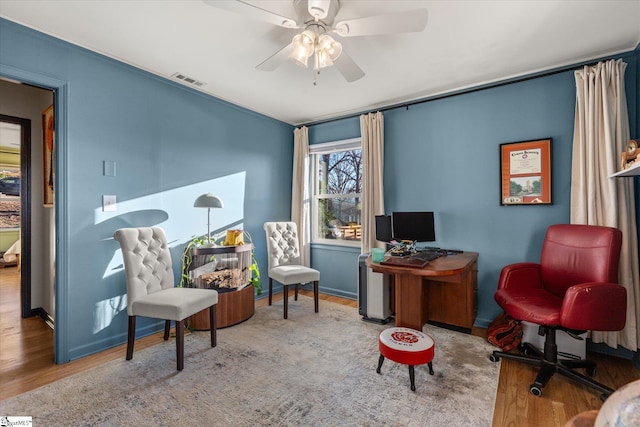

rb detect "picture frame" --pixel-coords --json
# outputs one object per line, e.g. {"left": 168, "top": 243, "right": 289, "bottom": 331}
{"left": 42, "top": 104, "right": 54, "bottom": 206}
{"left": 500, "top": 138, "right": 552, "bottom": 205}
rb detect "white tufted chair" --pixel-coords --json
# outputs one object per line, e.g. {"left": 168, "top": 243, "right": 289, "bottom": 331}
{"left": 264, "top": 222, "right": 319, "bottom": 319}
{"left": 113, "top": 227, "right": 218, "bottom": 370}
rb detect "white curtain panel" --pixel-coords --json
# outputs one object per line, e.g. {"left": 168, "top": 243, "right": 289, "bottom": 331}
{"left": 571, "top": 59, "right": 639, "bottom": 351}
{"left": 360, "top": 112, "right": 385, "bottom": 254}
{"left": 291, "top": 126, "right": 311, "bottom": 266}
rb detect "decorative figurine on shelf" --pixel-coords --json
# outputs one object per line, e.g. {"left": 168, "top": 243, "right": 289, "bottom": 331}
{"left": 620, "top": 139, "right": 638, "bottom": 170}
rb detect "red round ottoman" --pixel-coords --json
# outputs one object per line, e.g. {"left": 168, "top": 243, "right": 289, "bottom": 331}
{"left": 376, "top": 327, "right": 435, "bottom": 391}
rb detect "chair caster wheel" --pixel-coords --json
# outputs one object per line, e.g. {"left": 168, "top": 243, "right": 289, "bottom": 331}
{"left": 529, "top": 384, "right": 543, "bottom": 397}
{"left": 586, "top": 367, "right": 596, "bottom": 377}
{"left": 489, "top": 354, "right": 500, "bottom": 362}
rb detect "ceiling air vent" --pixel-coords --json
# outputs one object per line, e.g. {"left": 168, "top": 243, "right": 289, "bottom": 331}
{"left": 171, "top": 72, "right": 206, "bottom": 87}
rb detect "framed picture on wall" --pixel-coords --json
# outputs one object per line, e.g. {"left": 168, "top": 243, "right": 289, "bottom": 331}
{"left": 500, "top": 138, "right": 552, "bottom": 205}
{"left": 42, "top": 104, "right": 54, "bottom": 206}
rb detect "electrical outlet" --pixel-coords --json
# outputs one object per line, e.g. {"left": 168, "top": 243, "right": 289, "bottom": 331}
{"left": 103, "top": 195, "right": 116, "bottom": 212}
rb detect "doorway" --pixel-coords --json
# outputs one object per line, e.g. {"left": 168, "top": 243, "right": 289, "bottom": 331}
{"left": 0, "top": 114, "right": 31, "bottom": 318}
{"left": 0, "top": 79, "right": 55, "bottom": 363}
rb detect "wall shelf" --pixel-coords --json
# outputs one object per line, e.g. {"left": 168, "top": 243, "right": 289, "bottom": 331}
{"left": 610, "top": 161, "right": 640, "bottom": 178}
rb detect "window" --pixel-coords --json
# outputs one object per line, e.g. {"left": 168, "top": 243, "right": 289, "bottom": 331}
{"left": 310, "top": 138, "right": 362, "bottom": 245}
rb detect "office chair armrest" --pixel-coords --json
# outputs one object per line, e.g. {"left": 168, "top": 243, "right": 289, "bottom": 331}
{"left": 561, "top": 283, "right": 627, "bottom": 331}
{"left": 497, "top": 262, "right": 543, "bottom": 290}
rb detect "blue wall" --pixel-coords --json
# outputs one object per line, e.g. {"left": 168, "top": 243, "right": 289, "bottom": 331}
{"left": 309, "top": 49, "right": 639, "bottom": 328}
{"left": 0, "top": 19, "right": 294, "bottom": 361}
{"left": 1, "top": 17, "right": 638, "bottom": 362}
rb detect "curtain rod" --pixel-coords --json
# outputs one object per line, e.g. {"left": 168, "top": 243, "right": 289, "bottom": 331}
{"left": 300, "top": 50, "right": 636, "bottom": 128}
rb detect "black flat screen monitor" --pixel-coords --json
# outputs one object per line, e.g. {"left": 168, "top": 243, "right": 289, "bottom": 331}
{"left": 392, "top": 211, "right": 436, "bottom": 242}
{"left": 375, "top": 215, "right": 392, "bottom": 242}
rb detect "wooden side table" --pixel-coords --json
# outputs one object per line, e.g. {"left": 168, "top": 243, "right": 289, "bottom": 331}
{"left": 187, "top": 244, "right": 255, "bottom": 329}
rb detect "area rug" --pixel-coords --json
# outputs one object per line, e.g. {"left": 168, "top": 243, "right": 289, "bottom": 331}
{"left": 0, "top": 296, "right": 500, "bottom": 426}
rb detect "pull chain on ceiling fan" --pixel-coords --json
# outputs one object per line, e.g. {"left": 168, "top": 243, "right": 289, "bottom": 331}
{"left": 204, "top": 0, "right": 428, "bottom": 83}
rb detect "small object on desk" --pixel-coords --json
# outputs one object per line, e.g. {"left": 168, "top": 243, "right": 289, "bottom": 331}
{"left": 411, "top": 250, "right": 441, "bottom": 262}
{"left": 417, "top": 246, "right": 440, "bottom": 252}
{"left": 381, "top": 256, "right": 430, "bottom": 269}
{"left": 390, "top": 248, "right": 411, "bottom": 257}
{"left": 446, "top": 249, "right": 463, "bottom": 255}
{"left": 371, "top": 248, "right": 386, "bottom": 263}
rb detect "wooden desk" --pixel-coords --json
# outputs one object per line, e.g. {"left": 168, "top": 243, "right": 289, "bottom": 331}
{"left": 366, "top": 252, "right": 478, "bottom": 332}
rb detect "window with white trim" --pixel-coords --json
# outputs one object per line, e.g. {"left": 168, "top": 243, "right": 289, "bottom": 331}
{"left": 310, "top": 138, "right": 362, "bottom": 245}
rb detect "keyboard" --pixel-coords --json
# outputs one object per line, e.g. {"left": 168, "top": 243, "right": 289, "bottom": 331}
{"left": 411, "top": 250, "right": 441, "bottom": 262}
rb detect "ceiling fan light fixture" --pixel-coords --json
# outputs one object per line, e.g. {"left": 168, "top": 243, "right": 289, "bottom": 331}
{"left": 314, "top": 36, "right": 339, "bottom": 69}
{"left": 318, "top": 34, "right": 341, "bottom": 59}
{"left": 289, "top": 31, "right": 315, "bottom": 68}
{"left": 314, "top": 34, "right": 342, "bottom": 69}
{"left": 289, "top": 48, "right": 310, "bottom": 68}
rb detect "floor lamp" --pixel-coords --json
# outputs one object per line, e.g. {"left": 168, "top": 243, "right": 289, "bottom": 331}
{"left": 193, "top": 193, "right": 224, "bottom": 247}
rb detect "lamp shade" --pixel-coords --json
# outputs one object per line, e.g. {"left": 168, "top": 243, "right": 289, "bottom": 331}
{"left": 289, "top": 31, "right": 315, "bottom": 68}
{"left": 193, "top": 193, "right": 223, "bottom": 209}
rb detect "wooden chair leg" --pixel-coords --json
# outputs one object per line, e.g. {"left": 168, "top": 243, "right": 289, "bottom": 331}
{"left": 126, "top": 316, "right": 136, "bottom": 361}
{"left": 314, "top": 280, "right": 319, "bottom": 313}
{"left": 295, "top": 284, "right": 299, "bottom": 301}
{"left": 210, "top": 304, "right": 217, "bottom": 347}
{"left": 163, "top": 320, "right": 171, "bottom": 340}
{"left": 283, "top": 285, "right": 288, "bottom": 319}
{"left": 268, "top": 278, "right": 273, "bottom": 306}
{"left": 176, "top": 319, "right": 184, "bottom": 371}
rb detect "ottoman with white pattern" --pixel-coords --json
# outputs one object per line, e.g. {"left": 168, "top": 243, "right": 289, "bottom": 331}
{"left": 376, "top": 327, "right": 435, "bottom": 391}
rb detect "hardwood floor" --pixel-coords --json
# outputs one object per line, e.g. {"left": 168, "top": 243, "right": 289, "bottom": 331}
{"left": 1, "top": 266, "right": 638, "bottom": 426}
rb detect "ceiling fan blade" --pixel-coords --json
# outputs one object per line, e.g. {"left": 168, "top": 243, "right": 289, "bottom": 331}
{"left": 332, "top": 51, "right": 365, "bottom": 82}
{"left": 333, "top": 9, "right": 428, "bottom": 37}
{"left": 308, "top": 0, "right": 331, "bottom": 20}
{"left": 203, "top": 0, "right": 299, "bottom": 29}
{"left": 256, "top": 43, "right": 294, "bottom": 71}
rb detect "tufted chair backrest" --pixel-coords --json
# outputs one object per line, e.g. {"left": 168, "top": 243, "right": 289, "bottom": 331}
{"left": 114, "top": 227, "right": 175, "bottom": 315}
{"left": 263, "top": 222, "right": 302, "bottom": 270}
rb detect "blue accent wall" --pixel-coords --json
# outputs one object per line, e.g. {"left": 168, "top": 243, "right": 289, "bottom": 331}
{"left": 309, "top": 49, "right": 639, "bottom": 328}
{"left": 1, "top": 19, "right": 293, "bottom": 361}
{"left": 1, "top": 17, "right": 637, "bottom": 362}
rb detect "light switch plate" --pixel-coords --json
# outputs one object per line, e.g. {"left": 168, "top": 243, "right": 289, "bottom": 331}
{"left": 103, "top": 195, "right": 116, "bottom": 212}
{"left": 103, "top": 160, "right": 116, "bottom": 177}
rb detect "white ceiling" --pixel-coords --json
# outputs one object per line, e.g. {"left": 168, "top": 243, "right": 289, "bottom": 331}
{"left": 1, "top": 0, "right": 639, "bottom": 125}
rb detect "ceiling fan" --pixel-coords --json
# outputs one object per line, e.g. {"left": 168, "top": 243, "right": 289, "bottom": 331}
{"left": 203, "top": 0, "right": 428, "bottom": 82}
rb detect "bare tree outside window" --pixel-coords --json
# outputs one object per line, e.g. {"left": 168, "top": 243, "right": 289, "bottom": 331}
{"left": 314, "top": 148, "right": 362, "bottom": 242}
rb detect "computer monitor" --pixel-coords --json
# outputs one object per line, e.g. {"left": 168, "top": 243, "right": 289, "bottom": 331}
{"left": 375, "top": 215, "right": 392, "bottom": 242}
{"left": 391, "top": 211, "right": 436, "bottom": 242}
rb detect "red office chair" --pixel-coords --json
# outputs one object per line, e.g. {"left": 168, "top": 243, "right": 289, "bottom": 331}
{"left": 489, "top": 224, "right": 626, "bottom": 400}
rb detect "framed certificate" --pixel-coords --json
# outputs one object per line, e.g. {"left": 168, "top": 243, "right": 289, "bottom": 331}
{"left": 500, "top": 138, "right": 552, "bottom": 205}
